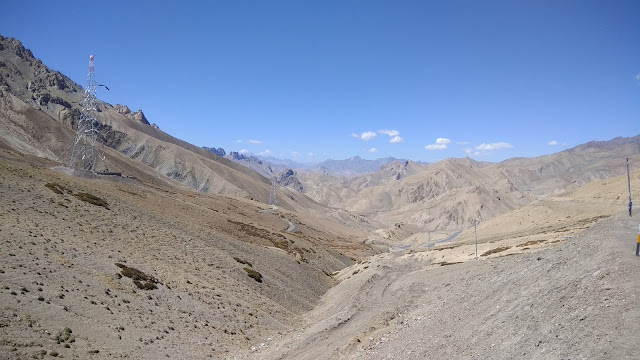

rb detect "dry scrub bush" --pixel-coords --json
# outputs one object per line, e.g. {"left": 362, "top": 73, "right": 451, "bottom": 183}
{"left": 481, "top": 246, "right": 512, "bottom": 257}
{"left": 243, "top": 267, "right": 263, "bottom": 283}
{"left": 74, "top": 192, "right": 110, "bottom": 210}
{"left": 44, "top": 183, "right": 72, "bottom": 195}
{"left": 233, "top": 257, "right": 253, "bottom": 267}
{"left": 115, "top": 263, "right": 158, "bottom": 290}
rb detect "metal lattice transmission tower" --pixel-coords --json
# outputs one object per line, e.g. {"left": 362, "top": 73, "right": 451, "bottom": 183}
{"left": 268, "top": 178, "right": 278, "bottom": 206}
{"left": 70, "top": 55, "right": 107, "bottom": 173}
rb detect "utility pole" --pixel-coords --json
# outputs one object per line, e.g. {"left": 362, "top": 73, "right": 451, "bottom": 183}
{"left": 628, "top": 157, "right": 632, "bottom": 217}
{"left": 70, "top": 55, "right": 108, "bottom": 173}
{"left": 474, "top": 219, "right": 479, "bottom": 260}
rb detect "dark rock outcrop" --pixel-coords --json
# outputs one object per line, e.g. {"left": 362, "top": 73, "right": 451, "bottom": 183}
{"left": 276, "top": 168, "right": 305, "bottom": 193}
{"left": 203, "top": 147, "right": 226, "bottom": 157}
{"left": 114, "top": 104, "right": 150, "bottom": 125}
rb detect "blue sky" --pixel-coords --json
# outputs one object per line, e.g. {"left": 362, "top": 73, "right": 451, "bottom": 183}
{"left": 2, "top": 1, "right": 639, "bottom": 163}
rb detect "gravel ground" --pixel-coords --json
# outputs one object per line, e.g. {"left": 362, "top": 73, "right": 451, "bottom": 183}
{"left": 236, "top": 212, "right": 640, "bottom": 360}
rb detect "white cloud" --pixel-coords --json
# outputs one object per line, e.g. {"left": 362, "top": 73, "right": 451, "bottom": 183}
{"left": 248, "top": 139, "right": 262, "bottom": 144}
{"left": 351, "top": 133, "right": 359, "bottom": 138}
{"left": 258, "top": 149, "right": 272, "bottom": 156}
{"left": 425, "top": 144, "right": 447, "bottom": 150}
{"left": 548, "top": 140, "right": 559, "bottom": 146}
{"left": 238, "top": 149, "right": 249, "bottom": 154}
{"left": 378, "top": 129, "right": 400, "bottom": 137}
{"left": 475, "top": 142, "right": 513, "bottom": 151}
{"left": 236, "top": 139, "right": 243, "bottom": 143}
{"left": 425, "top": 137, "right": 451, "bottom": 150}
{"left": 377, "top": 129, "right": 403, "bottom": 143}
{"left": 636, "top": 73, "right": 640, "bottom": 81}
{"left": 361, "top": 131, "right": 377, "bottom": 141}
{"left": 368, "top": 147, "right": 378, "bottom": 153}
{"left": 456, "top": 141, "right": 469, "bottom": 145}
{"left": 464, "top": 148, "right": 481, "bottom": 156}
{"left": 307, "top": 152, "right": 315, "bottom": 157}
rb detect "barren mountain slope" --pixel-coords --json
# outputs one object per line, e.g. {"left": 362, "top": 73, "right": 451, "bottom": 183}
{"left": 0, "top": 148, "right": 375, "bottom": 359}
{"left": 295, "top": 138, "right": 639, "bottom": 232}
{"left": 365, "top": 165, "right": 640, "bottom": 256}
{"left": 0, "top": 89, "right": 202, "bottom": 194}
{"left": 324, "top": 157, "right": 530, "bottom": 232}
{"left": 295, "top": 160, "right": 430, "bottom": 209}
{"left": 0, "top": 35, "right": 312, "bottom": 207}
{"left": 222, "top": 151, "right": 288, "bottom": 179}
{"left": 450, "top": 166, "right": 640, "bottom": 249}
{"left": 234, "top": 174, "right": 640, "bottom": 360}
{"left": 493, "top": 136, "right": 640, "bottom": 197}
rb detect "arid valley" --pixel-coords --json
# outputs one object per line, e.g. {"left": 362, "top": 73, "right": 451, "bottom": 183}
{"left": 1, "top": 33, "right": 640, "bottom": 360}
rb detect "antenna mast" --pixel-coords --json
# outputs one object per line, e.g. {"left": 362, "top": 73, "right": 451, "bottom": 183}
{"left": 70, "top": 55, "right": 107, "bottom": 173}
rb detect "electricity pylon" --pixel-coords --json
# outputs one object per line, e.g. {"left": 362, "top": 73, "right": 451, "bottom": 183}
{"left": 69, "top": 55, "right": 107, "bottom": 173}
{"left": 268, "top": 178, "right": 277, "bottom": 206}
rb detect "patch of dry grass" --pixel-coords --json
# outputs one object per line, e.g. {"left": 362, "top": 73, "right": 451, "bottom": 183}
{"left": 115, "top": 263, "right": 158, "bottom": 290}
{"left": 437, "top": 261, "right": 463, "bottom": 266}
{"left": 243, "top": 267, "right": 262, "bottom": 283}
{"left": 516, "top": 240, "right": 547, "bottom": 247}
{"left": 44, "top": 182, "right": 72, "bottom": 195}
{"left": 480, "top": 246, "right": 512, "bottom": 257}
{"left": 233, "top": 257, "right": 253, "bottom": 267}
{"left": 74, "top": 192, "right": 110, "bottom": 210}
{"left": 133, "top": 280, "right": 158, "bottom": 290}
{"left": 435, "top": 245, "right": 460, "bottom": 251}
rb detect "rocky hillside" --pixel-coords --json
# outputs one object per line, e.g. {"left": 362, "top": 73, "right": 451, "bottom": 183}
{"left": 0, "top": 148, "right": 375, "bottom": 359}
{"left": 275, "top": 169, "right": 305, "bottom": 193}
{"left": 225, "top": 151, "right": 288, "bottom": 179}
{"left": 0, "top": 35, "right": 290, "bottom": 204}
{"left": 295, "top": 137, "right": 640, "bottom": 230}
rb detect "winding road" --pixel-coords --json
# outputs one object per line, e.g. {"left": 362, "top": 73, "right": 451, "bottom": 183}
{"left": 259, "top": 206, "right": 297, "bottom": 233}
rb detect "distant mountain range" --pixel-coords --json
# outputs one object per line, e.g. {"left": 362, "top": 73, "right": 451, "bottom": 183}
{"left": 202, "top": 148, "right": 418, "bottom": 178}
{"left": 313, "top": 156, "right": 418, "bottom": 176}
